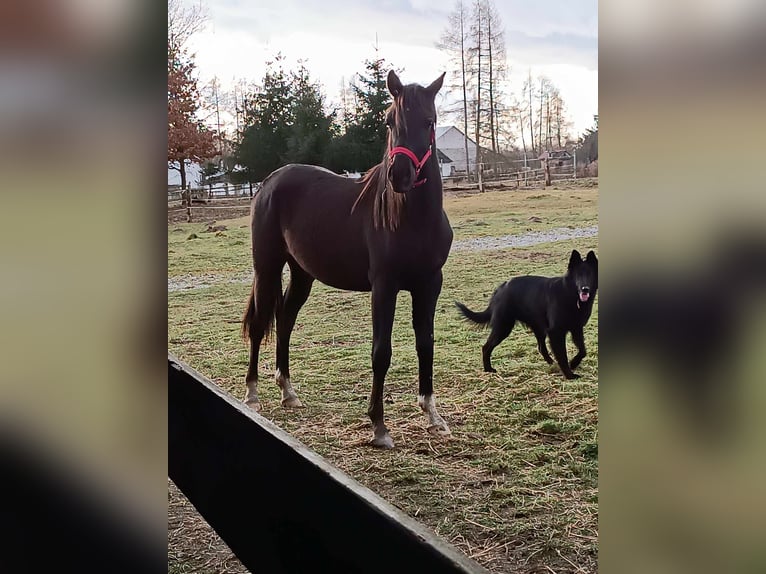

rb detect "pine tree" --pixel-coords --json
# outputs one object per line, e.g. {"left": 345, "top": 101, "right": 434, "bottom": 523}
{"left": 235, "top": 55, "right": 293, "bottom": 181}
{"left": 284, "top": 62, "right": 334, "bottom": 166}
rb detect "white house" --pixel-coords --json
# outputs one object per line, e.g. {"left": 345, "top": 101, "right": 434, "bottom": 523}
{"left": 168, "top": 161, "right": 203, "bottom": 189}
{"left": 435, "top": 125, "right": 478, "bottom": 174}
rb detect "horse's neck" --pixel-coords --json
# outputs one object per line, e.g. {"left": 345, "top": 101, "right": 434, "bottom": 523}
{"left": 405, "top": 162, "right": 444, "bottom": 224}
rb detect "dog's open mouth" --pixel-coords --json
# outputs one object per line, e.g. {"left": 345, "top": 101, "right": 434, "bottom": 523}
{"left": 579, "top": 291, "right": 590, "bottom": 302}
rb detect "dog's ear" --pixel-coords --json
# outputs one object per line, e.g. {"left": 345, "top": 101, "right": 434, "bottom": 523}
{"left": 569, "top": 250, "right": 582, "bottom": 269}
{"left": 586, "top": 250, "right": 598, "bottom": 265}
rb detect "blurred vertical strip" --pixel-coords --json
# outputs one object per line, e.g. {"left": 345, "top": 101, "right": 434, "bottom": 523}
{"left": 0, "top": 0, "right": 166, "bottom": 571}
{"left": 600, "top": 1, "right": 766, "bottom": 573}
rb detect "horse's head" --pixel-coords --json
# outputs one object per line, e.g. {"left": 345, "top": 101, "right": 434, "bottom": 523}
{"left": 385, "top": 70, "right": 445, "bottom": 194}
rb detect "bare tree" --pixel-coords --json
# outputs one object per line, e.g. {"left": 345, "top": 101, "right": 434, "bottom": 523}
{"left": 168, "top": 0, "right": 209, "bottom": 50}
{"left": 436, "top": 0, "right": 473, "bottom": 176}
{"left": 471, "top": 0, "right": 483, "bottom": 182}
{"left": 483, "top": 0, "right": 506, "bottom": 154}
{"left": 523, "top": 69, "right": 536, "bottom": 156}
{"left": 550, "top": 89, "right": 573, "bottom": 149}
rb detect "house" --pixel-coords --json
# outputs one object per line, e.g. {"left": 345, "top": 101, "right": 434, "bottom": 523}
{"left": 435, "top": 126, "right": 476, "bottom": 174}
{"left": 435, "top": 149, "right": 455, "bottom": 177}
{"left": 434, "top": 126, "right": 507, "bottom": 175}
{"left": 167, "top": 161, "right": 203, "bottom": 190}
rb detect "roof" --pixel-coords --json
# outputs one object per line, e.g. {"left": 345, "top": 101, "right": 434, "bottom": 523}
{"left": 436, "top": 149, "right": 452, "bottom": 162}
{"left": 435, "top": 125, "right": 478, "bottom": 147}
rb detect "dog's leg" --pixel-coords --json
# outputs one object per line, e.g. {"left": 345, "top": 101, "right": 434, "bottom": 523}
{"left": 549, "top": 330, "right": 579, "bottom": 379}
{"left": 533, "top": 328, "right": 554, "bottom": 364}
{"left": 569, "top": 326, "right": 587, "bottom": 371}
{"left": 482, "top": 323, "right": 512, "bottom": 373}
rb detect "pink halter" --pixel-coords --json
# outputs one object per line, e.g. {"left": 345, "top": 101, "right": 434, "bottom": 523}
{"left": 388, "top": 127, "right": 435, "bottom": 187}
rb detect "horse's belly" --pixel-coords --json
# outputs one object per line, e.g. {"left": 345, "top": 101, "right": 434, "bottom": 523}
{"left": 286, "top": 235, "right": 371, "bottom": 292}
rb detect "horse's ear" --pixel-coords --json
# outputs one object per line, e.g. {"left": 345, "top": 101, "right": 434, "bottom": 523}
{"left": 387, "top": 70, "right": 403, "bottom": 98}
{"left": 426, "top": 72, "right": 446, "bottom": 96}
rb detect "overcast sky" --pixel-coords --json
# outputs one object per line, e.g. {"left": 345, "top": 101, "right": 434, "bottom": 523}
{"left": 185, "top": 0, "right": 597, "bottom": 138}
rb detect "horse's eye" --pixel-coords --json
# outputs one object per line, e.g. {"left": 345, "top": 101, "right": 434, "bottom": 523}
{"left": 425, "top": 119, "right": 435, "bottom": 128}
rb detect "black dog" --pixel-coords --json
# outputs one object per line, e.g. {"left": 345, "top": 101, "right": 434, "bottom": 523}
{"left": 456, "top": 249, "right": 598, "bottom": 379}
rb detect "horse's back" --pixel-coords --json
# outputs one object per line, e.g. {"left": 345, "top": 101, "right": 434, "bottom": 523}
{"left": 251, "top": 164, "right": 372, "bottom": 291}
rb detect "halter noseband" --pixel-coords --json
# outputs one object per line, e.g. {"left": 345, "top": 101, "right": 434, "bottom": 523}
{"left": 388, "top": 127, "right": 435, "bottom": 187}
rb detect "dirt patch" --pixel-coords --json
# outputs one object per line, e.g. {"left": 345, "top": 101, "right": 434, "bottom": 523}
{"left": 168, "top": 479, "right": 249, "bottom": 574}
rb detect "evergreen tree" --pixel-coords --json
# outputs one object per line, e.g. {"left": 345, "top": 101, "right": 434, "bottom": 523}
{"left": 284, "top": 62, "right": 335, "bottom": 166}
{"left": 342, "top": 55, "right": 395, "bottom": 171}
{"left": 235, "top": 55, "right": 292, "bottom": 181}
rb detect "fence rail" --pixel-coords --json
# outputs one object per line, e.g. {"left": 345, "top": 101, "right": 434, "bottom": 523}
{"left": 169, "top": 156, "right": 584, "bottom": 210}
{"left": 168, "top": 354, "right": 488, "bottom": 574}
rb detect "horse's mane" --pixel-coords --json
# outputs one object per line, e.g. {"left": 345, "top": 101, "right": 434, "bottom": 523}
{"left": 351, "top": 90, "right": 419, "bottom": 231}
{"left": 352, "top": 156, "right": 406, "bottom": 231}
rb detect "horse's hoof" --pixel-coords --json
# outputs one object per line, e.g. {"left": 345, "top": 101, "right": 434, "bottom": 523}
{"left": 369, "top": 434, "right": 395, "bottom": 449}
{"left": 281, "top": 396, "right": 304, "bottom": 409}
{"left": 427, "top": 424, "right": 452, "bottom": 439}
{"left": 244, "top": 400, "right": 262, "bottom": 412}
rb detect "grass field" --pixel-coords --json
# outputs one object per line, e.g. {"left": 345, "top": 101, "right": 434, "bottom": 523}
{"left": 168, "top": 184, "right": 599, "bottom": 573}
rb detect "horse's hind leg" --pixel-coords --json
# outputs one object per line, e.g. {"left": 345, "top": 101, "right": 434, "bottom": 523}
{"left": 243, "top": 261, "right": 284, "bottom": 410}
{"left": 274, "top": 261, "right": 314, "bottom": 408}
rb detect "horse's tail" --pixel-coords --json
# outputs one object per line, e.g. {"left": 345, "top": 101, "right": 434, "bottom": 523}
{"left": 241, "top": 289, "right": 256, "bottom": 341}
{"left": 241, "top": 271, "right": 283, "bottom": 343}
{"left": 455, "top": 301, "right": 492, "bottom": 325}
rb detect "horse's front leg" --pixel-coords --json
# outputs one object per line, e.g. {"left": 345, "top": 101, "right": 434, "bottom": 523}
{"left": 412, "top": 272, "right": 451, "bottom": 438}
{"left": 368, "top": 281, "right": 397, "bottom": 449}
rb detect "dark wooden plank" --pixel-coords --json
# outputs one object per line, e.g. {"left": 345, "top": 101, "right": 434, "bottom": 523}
{"left": 168, "top": 354, "right": 489, "bottom": 574}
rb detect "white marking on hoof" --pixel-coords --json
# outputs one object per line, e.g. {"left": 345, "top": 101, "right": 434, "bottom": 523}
{"left": 419, "top": 394, "right": 451, "bottom": 438}
{"left": 244, "top": 380, "right": 261, "bottom": 411}
{"left": 369, "top": 433, "right": 395, "bottom": 449}
{"left": 276, "top": 370, "right": 304, "bottom": 409}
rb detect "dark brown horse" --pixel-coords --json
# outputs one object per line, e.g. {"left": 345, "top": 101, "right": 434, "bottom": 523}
{"left": 241, "top": 70, "right": 452, "bottom": 449}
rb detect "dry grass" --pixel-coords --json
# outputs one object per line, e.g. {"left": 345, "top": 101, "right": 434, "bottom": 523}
{"left": 168, "top": 186, "right": 599, "bottom": 573}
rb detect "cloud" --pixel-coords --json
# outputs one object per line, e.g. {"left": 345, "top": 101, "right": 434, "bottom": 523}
{"left": 505, "top": 30, "right": 598, "bottom": 71}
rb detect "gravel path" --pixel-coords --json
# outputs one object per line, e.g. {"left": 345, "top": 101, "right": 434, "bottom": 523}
{"left": 451, "top": 225, "right": 598, "bottom": 253}
{"left": 168, "top": 225, "right": 598, "bottom": 293}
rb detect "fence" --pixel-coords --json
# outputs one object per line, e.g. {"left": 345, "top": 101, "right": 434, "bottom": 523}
{"left": 444, "top": 152, "right": 578, "bottom": 188}
{"left": 169, "top": 354, "right": 488, "bottom": 573}
{"left": 168, "top": 182, "right": 259, "bottom": 205}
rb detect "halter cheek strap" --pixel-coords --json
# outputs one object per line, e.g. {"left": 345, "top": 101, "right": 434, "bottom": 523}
{"left": 388, "top": 128, "right": 435, "bottom": 187}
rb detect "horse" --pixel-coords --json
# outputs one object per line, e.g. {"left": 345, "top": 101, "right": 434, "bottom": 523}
{"left": 241, "top": 70, "right": 453, "bottom": 449}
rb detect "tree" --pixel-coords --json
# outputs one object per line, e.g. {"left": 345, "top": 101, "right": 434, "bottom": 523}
{"left": 236, "top": 56, "right": 335, "bottom": 179}
{"left": 284, "top": 62, "right": 334, "bottom": 166}
{"left": 167, "top": 41, "right": 216, "bottom": 196}
{"left": 349, "top": 55, "right": 393, "bottom": 168}
{"left": 437, "top": 0, "right": 473, "bottom": 176}
{"left": 328, "top": 54, "right": 395, "bottom": 173}
{"left": 168, "top": 0, "right": 209, "bottom": 51}
{"left": 577, "top": 115, "right": 598, "bottom": 164}
{"left": 439, "top": 0, "right": 506, "bottom": 184}
{"left": 482, "top": 0, "right": 506, "bottom": 154}
{"left": 525, "top": 70, "right": 536, "bottom": 155}
{"left": 235, "top": 55, "right": 293, "bottom": 181}
{"left": 550, "top": 89, "right": 573, "bottom": 150}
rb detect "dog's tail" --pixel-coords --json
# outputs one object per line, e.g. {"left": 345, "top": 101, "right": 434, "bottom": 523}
{"left": 455, "top": 301, "right": 492, "bottom": 325}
